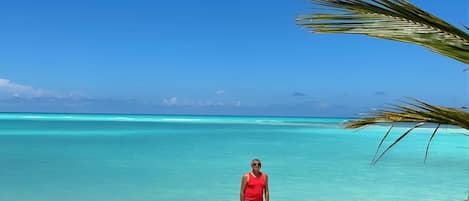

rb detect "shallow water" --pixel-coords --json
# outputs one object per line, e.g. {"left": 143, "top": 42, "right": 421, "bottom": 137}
{"left": 0, "top": 113, "right": 467, "bottom": 201}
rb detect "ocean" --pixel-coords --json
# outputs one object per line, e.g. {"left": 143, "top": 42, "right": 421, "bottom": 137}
{"left": 0, "top": 113, "right": 467, "bottom": 201}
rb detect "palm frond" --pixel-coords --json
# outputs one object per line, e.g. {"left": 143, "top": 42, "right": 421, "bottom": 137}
{"left": 346, "top": 100, "right": 469, "bottom": 164}
{"left": 424, "top": 124, "right": 440, "bottom": 163}
{"left": 371, "top": 124, "right": 393, "bottom": 164}
{"left": 371, "top": 122, "right": 424, "bottom": 165}
{"left": 345, "top": 99, "right": 469, "bottom": 130}
{"left": 297, "top": 0, "right": 469, "bottom": 64}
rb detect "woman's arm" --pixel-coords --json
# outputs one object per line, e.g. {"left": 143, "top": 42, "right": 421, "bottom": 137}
{"left": 240, "top": 174, "right": 248, "bottom": 201}
{"left": 264, "top": 174, "right": 269, "bottom": 201}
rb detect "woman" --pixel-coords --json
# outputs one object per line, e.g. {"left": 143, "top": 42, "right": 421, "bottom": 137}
{"left": 240, "top": 159, "right": 269, "bottom": 201}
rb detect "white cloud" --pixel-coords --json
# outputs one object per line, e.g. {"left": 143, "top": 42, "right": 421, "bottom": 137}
{"left": 162, "top": 96, "right": 241, "bottom": 108}
{"left": 235, "top": 100, "right": 241, "bottom": 107}
{"left": 215, "top": 89, "right": 225, "bottom": 96}
{"left": 0, "top": 78, "right": 54, "bottom": 97}
{"left": 162, "top": 97, "right": 178, "bottom": 106}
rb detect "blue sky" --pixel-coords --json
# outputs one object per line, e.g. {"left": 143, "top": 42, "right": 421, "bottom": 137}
{"left": 0, "top": 0, "right": 467, "bottom": 117}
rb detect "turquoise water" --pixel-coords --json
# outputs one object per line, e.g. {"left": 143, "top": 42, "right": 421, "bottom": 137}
{"left": 0, "top": 113, "right": 467, "bottom": 201}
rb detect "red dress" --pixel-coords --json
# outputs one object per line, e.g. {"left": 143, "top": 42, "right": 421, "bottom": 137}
{"left": 244, "top": 173, "right": 266, "bottom": 201}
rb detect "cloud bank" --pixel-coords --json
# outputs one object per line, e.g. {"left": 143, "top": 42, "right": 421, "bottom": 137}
{"left": 292, "top": 92, "right": 307, "bottom": 97}
{"left": 0, "top": 78, "right": 53, "bottom": 97}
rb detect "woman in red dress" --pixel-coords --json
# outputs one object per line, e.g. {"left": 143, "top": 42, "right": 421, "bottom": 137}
{"left": 240, "top": 159, "right": 269, "bottom": 201}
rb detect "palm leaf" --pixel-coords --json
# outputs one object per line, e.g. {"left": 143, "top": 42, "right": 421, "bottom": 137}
{"left": 371, "top": 122, "right": 424, "bottom": 165}
{"left": 296, "top": 1, "right": 469, "bottom": 168}
{"left": 345, "top": 100, "right": 469, "bottom": 164}
{"left": 424, "top": 124, "right": 440, "bottom": 163}
{"left": 371, "top": 124, "right": 393, "bottom": 164}
{"left": 345, "top": 99, "right": 469, "bottom": 130}
{"left": 297, "top": 0, "right": 469, "bottom": 64}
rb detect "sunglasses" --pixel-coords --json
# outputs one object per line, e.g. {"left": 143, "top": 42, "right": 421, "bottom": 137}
{"left": 251, "top": 163, "right": 261, "bottom": 167}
